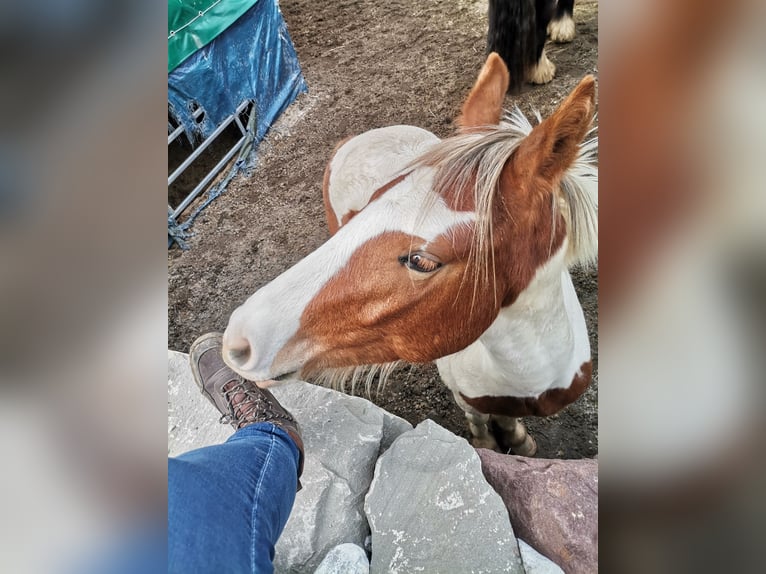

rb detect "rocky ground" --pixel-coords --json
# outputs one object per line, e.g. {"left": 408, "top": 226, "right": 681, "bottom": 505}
{"left": 169, "top": 351, "right": 597, "bottom": 573}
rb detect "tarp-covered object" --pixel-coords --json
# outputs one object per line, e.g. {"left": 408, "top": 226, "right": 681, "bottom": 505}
{"left": 168, "top": 0, "right": 307, "bottom": 142}
{"left": 168, "top": 0, "right": 259, "bottom": 73}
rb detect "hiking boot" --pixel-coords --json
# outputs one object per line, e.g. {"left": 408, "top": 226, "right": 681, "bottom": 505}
{"left": 189, "top": 332, "right": 305, "bottom": 482}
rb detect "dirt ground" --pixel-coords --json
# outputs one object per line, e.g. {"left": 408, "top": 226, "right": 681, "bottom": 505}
{"left": 168, "top": 0, "right": 598, "bottom": 459}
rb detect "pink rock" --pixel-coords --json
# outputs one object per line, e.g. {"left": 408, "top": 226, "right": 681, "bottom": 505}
{"left": 477, "top": 449, "right": 598, "bottom": 574}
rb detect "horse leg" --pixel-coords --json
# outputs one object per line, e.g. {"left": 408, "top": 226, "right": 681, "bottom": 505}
{"left": 449, "top": 392, "right": 501, "bottom": 450}
{"left": 526, "top": 49, "right": 555, "bottom": 84}
{"left": 527, "top": 0, "right": 556, "bottom": 84}
{"left": 464, "top": 410, "right": 502, "bottom": 450}
{"left": 548, "top": 0, "right": 576, "bottom": 43}
{"left": 492, "top": 415, "right": 538, "bottom": 457}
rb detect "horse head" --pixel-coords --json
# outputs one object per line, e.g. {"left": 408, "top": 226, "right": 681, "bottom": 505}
{"left": 223, "top": 54, "right": 597, "bottom": 387}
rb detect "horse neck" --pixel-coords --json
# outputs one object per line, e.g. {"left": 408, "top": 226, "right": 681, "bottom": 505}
{"left": 466, "top": 243, "right": 590, "bottom": 393}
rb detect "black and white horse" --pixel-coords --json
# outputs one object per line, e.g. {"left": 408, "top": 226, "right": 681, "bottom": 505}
{"left": 488, "top": 0, "right": 576, "bottom": 91}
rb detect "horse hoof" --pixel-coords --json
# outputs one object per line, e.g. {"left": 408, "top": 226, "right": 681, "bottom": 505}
{"left": 510, "top": 433, "right": 538, "bottom": 457}
{"left": 548, "top": 16, "right": 575, "bottom": 43}
{"left": 526, "top": 51, "right": 556, "bottom": 84}
{"left": 471, "top": 436, "right": 501, "bottom": 451}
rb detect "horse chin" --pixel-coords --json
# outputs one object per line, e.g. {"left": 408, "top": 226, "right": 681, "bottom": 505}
{"left": 252, "top": 370, "right": 301, "bottom": 388}
{"left": 224, "top": 358, "right": 302, "bottom": 387}
{"left": 272, "top": 370, "right": 301, "bottom": 383}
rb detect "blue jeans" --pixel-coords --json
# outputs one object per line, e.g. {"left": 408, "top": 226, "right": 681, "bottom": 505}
{"left": 168, "top": 423, "right": 300, "bottom": 574}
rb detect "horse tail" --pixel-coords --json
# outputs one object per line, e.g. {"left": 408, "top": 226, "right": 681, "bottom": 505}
{"left": 487, "top": 0, "right": 537, "bottom": 92}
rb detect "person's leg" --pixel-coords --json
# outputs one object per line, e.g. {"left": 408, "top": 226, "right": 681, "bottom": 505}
{"left": 168, "top": 332, "right": 305, "bottom": 574}
{"left": 168, "top": 423, "right": 300, "bottom": 574}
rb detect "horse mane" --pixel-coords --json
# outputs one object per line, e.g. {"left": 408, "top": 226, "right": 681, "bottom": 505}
{"left": 312, "top": 361, "right": 405, "bottom": 397}
{"left": 413, "top": 107, "right": 598, "bottom": 286}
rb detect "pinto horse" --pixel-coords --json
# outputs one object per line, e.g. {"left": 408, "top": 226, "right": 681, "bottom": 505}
{"left": 223, "top": 54, "right": 597, "bottom": 455}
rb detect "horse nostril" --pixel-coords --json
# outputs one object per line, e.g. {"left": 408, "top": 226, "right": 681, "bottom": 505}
{"left": 224, "top": 336, "right": 252, "bottom": 367}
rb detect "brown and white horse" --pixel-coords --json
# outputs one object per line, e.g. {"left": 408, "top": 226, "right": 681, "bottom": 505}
{"left": 223, "top": 53, "right": 598, "bottom": 455}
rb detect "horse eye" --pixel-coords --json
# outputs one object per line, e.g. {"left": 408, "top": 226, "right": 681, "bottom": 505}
{"left": 398, "top": 253, "right": 442, "bottom": 273}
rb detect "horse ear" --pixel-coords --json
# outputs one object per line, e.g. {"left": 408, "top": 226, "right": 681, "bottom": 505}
{"left": 514, "top": 75, "right": 596, "bottom": 181}
{"left": 458, "top": 53, "right": 510, "bottom": 129}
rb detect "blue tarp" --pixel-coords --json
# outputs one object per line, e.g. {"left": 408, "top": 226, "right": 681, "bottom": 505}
{"left": 168, "top": 0, "right": 307, "bottom": 143}
{"left": 167, "top": 0, "right": 306, "bottom": 247}
{"left": 168, "top": 0, "right": 259, "bottom": 73}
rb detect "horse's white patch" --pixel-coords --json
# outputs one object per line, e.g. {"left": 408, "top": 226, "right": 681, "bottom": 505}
{"left": 436, "top": 242, "right": 590, "bottom": 399}
{"left": 224, "top": 166, "right": 474, "bottom": 380}
{"left": 328, "top": 125, "right": 439, "bottom": 226}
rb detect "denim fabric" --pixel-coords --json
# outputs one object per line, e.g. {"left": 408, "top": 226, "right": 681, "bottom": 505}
{"left": 168, "top": 423, "right": 300, "bottom": 574}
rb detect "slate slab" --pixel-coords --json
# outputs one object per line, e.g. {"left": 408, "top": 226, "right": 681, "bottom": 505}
{"left": 518, "top": 539, "right": 565, "bottom": 574}
{"left": 364, "top": 420, "right": 524, "bottom": 573}
{"left": 313, "top": 543, "right": 369, "bottom": 574}
{"left": 272, "top": 384, "right": 412, "bottom": 573}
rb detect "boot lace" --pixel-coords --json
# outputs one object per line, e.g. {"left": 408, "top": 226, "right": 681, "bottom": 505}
{"left": 218, "top": 380, "right": 294, "bottom": 428}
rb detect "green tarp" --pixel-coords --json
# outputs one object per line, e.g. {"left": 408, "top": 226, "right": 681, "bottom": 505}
{"left": 168, "top": 0, "right": 259, "bottom": 72}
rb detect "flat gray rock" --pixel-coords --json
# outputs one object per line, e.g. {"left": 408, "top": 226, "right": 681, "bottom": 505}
{"left": 272, "top": 383, "right": 412, "bottom": 573}
{"left": 518, "top": 539, "right": 565, "bottom": 574}
{"left": 364, "top": 419, "right": 524, "bottom": 573}
{"left": 478, "top": 450, "right": 598, "bottom": 574}
{"left": 313, "top": 543, "right": 369, "bottom": 574}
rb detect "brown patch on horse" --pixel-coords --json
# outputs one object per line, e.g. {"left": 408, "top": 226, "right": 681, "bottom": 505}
{"left": 495, "top": 176, "right": 568, "bottom": 307}
{"left": 431, "top": 73, "right": 593, "bottom": 307}
{"left": 458, "top": 52, "right": 510, "bottom": 129}
{"left": 427, "top": 141, "right": 569, "bottom": 308}
{"left": 494, "top": 75, "right": 595, "bottom": 304}
{"left": 338, "top": 173, "right": 410, "bottom": 227}
{"left": 286, "top": 231, "right": 501, "bottom": 375}
{"left": 460, "top": 361, "right": 592, "bottom": 417}
{"left": 322, "top": 135, "right": 354, "bottom": 236}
